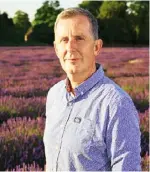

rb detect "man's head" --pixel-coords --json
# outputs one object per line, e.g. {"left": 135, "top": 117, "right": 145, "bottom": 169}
{"left": 54, "top": 7, "right": 103, "bottom": 78}
{"left": 54, "top": 7, "right": 99, "bottom": 40}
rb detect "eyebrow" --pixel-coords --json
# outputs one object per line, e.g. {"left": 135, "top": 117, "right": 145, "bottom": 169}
{"left": 60, "top": 34, "right": 86, "bottom": 40}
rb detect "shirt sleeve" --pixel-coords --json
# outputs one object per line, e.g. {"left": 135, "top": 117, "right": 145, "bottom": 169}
{"left": 45, "top": 88, "right": 55, "bottom": 117}
{"left": 44, "top": 88, "right": 55, "bottom": 171}
{"left": 106, "top": 96, "right": 141, "bottom": 171}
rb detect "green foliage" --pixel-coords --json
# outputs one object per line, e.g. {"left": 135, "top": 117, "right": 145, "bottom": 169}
{"left": 134, "top": 99, "right": 149, "bottom": 113}
{"left": 98, "top": 17, "right": 132, "bottom": 44}
{"left": 13, "top": 10, "right": 31, "bottom": 29}
{"left": 78, "top": 1, "right": 103, "bottom": 17}
{"left": 126, "top": 1, "right": 149, "bottom": 44}
{"left": 98, "top": 1, "right": 127, "bottom": 19}
{"left": 27, "top": 0, "right": 63, "bottom": 45}
{"left": 13, "top": 10, "right": 31, "bottom": 43}
{"left": 0, "top": 12, "right": 16, "bottom": 45}
{"left": 97, "top": 1, "right": 132, "bottom": 45}
{"left": 0, "top": 1, "right": 149, "bottom": 46}
{"left": 28, "top": 23, "right": 54, "bottom": 45}
{"left": 78, "top": 0, "right": 148, "bottom": 46}
{"left": 32, "top": 0, "right": 63, "bottom": 27}
{"left": 0, "top": 11, "right": 31, "bottom": 45}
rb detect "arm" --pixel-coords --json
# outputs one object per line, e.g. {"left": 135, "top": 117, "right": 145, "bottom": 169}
{"left": 43, "top": 88, "right": 54, "bottom": 171}
{"left": 106, "top": 97, "right": 141, "bottom": 171}
{"left": 45, "top": 88, "right": 54, "bottom": 117}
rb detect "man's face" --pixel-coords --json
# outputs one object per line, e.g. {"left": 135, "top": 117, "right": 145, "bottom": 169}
{"left": 54, "top": 15, "right": 102, "bottom": 76}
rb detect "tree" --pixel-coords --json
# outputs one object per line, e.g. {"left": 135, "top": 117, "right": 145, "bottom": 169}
{"left": 0, "top": 12, "right": 16, "bottom": 45}
{"left": 98, "top": 18, "right": 132, "bottom": 45}
{"left": 13, "top": 10, "right": 31, "bottom": 43}
{"left": 13, "top": 10, "right": 31, "bottom": 32}
{"left": 96, "top": 1, "right": 135, "bottom": 45}
{"left": 33, "top": 0, "right": 63, "bottom": 27}
{"left": 28, "top": 23, "right": 54, "bottom": 44}
{"left": 126, "top": 1, "right": 149, "bottom": 44}
{"left": 78, "top": 1, "right": 103, "bottom": 17}
{"left": 78, "top": 1, "right": 133, "bottom": 45}
{"left": 98, "top": 1, "right": 127, "bottom": 19}
{"left": 27, "top": 0, "right": 63, "bottom": 44}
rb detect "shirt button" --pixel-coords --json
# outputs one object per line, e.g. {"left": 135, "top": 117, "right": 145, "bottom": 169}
{"left": 81, "top": 91, "right": 84, "bottom": 95}
{"left": 67, "top": 102, "right": 72, "bottom": 106}
{"left": 74, "top": 117, "right": 81, "bottom": 123}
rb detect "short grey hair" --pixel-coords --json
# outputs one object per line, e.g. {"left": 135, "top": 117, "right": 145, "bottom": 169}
{"left": 54, "top": 7, "right": 99, "bottom": 40}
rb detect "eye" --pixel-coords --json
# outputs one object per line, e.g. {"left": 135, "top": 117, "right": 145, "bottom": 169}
{"left": 61, "top": 37, "right": 68, "bottom": 43}
{"left": 76, "top": 36, "right": 83, "bottom": 41}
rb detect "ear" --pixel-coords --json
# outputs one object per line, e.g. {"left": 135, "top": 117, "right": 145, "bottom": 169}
{"left": 94, "top": 39, "right": 103, "bottom": 56}
{"left": 53, "top": 41, "right": 56, "bottom": 52}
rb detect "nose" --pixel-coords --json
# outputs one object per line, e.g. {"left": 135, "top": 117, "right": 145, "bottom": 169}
{"left": 66, "top": 39, "right": 76, "bottom": 52}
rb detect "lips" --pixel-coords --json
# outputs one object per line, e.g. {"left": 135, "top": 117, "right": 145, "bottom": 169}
{"left": 67, "top": 59, "right": 78, "bottom": 60}
{"left": 65, "top": 58, "right": 79, "bottom": 61}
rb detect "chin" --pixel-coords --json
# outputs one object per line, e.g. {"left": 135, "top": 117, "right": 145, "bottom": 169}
{"left": 65, "top": 67, "right": 79, "bottom": 74}
{"left": 64, "top": 64, "right": 78, "bottom": 73}
{"left": 67, "top": 69, "right": 77, "bottom": 74}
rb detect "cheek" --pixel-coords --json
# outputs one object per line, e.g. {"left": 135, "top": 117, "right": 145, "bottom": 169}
{"left": 58, "top": 52, "right": 67, "bottom": 62}
{"left": 82, "top": 45, "right": 95, "bottom": 58}
{"left": 56, "top": 45, "right": 66, "bottom": 58}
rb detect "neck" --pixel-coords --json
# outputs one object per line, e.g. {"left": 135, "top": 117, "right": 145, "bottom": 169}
{"left": 67, "top": 65, "right": 96, "bottom": 93}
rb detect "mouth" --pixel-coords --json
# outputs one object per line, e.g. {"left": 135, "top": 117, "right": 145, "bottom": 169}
{"left": 68, "top": 58, "right": 79, "bottom": 60}
{"left": 65, "top": 58, "right": 80, "bottom": 62}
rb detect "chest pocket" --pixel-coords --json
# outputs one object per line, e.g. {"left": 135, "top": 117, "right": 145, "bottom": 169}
{"left": 64, "top": 118, "right": 95, "bottom": 154}
{"left": 77, "top": 118, "right": 94, "bottom": 141}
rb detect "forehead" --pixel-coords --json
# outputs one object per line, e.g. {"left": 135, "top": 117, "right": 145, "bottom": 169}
{"left": 55, "top": 15, "right": 92, "bottom": 37}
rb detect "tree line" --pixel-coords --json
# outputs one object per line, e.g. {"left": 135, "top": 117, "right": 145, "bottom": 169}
{"left": 0, "top": 0, "right": 149, "bottom": 46}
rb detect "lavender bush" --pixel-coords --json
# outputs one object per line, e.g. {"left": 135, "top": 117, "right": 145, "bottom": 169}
{"left": 0, "top": 47, "right": 149, "bottom": 171}
{"left": 139, "top": 110, "right": 149, "bottom": 157}
{"left": 114, "top": 76, "right": 149, "bottom": 112}
{"left": 97, "top": 47, "right": 149, "bottom": 78}
{"left": 8, "top": 162, "right": 43, "bottom": 171}
{"left": 0, "top": 96, "right": 46, "bottom": 123}
{"left": 141, "top": 153, "right": 150, "bottom": 171}
{"left": 0, "top": 77, "right": 61, "bottom": 98}
{"left": 0, "top": 117, "right": 45, "bottom": 170}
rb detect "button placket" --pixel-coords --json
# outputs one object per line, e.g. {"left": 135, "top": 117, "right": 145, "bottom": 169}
{"left": 67, "top": 102, "right": 73, "bottom": 106}
{"left": 55, "top": 103, "right": 74, "bottom": 171}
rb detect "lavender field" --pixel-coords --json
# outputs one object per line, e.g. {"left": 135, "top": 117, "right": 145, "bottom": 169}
{"left": 0, "top": 46, "right": 149, "bottom": 171}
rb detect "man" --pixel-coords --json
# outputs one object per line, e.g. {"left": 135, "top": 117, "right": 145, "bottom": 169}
{"left": 43, "top": 8, "right": 141, "bottom": 171}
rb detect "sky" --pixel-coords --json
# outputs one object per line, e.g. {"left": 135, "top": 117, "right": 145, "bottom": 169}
{"left": 0, "top": 0, "right": 83, "bottom": 21}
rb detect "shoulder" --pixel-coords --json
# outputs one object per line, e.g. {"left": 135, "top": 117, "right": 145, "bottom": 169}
{"left": 101, "top": 76, "right": 134, "bottom": 110}
{"left": 45, "top": 79, "right": 65, "bottom": 115}
{"left": 101, "top": 76, "right": 138, "bottom": 119}
{"left": 48, "top": 79, "right": 65, "bottom": 93}
{"left": 46, "top": 79, "right": 65, "bottom": 100}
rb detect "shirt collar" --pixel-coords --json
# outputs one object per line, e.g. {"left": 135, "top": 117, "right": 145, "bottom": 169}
{"left": 65, "top": 63, "right": 104, "bottom": 98}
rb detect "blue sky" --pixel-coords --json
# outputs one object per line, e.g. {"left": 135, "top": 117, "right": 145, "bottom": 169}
{"left": 0, "top": 0, "right": 83, "bottom": 21}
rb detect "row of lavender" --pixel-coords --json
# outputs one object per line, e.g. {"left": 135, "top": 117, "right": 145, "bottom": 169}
{"left": 0, "top": 111, "right": 149, "bottom": 171}
{"left": 0, "top": 76, "right": 148, "bottom": 123}
{"left": 0, "top": 47, "right": 149, "bottom": 171}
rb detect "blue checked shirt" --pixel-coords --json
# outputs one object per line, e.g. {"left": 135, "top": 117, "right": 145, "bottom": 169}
{"left": 43, "top": 64, "right": 141, "bottom": 171}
